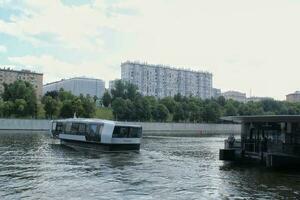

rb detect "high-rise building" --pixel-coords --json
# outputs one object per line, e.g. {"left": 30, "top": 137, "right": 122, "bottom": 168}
{"left": 222, "top": 90, "right": 247, "bottom": 102}
{"left": 286, "top": 91, "right": 300, "bottom": 103}
{"left": 121, "top": 61, "right": 213, "bottom": 99}
{"left": 43, "top": 77, "right": 105, "bottom": 98}
{"left": 0, "top": 68, "right": 43, "bottom": 99}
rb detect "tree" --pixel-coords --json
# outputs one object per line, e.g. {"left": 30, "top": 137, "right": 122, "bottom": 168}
{"left": 58, "top": 88, "right": 74, "bottom": 102}
{"left": 173, "top": 103, "right": 185, "bottom": 122}
{"left": 42, "top": 96, "right": 60, "bottom": 119}
{"left": 217, "top": 96, "right": 226, "bottom": 107}
{"left": 14, "top": 99, "right": 27, "bottom": 117}
{"left": 133, "top": 96, "right": 151, "bottom": 121}
{"left": 160, "top": 97, "right": 176, "bottom": 114}
{"left": 202, "top": 101, "right": 221, "bottom": 123}
{"left": 60, "top": 100, "right": 74, "bottom": 118}
{"left": 111, "top": 80, "right": 126, "bottom": 100}
{"left": 2, "top": 101, "right": 13, "bottom": 117}
{"left": 153, "top": 104, "right": 169, "bottom": 122}
{"left": 2, "top": 80, "right": 37, "bottom": 117}
{"left": 112, "top": 97, "right": 127, "bottom": 120}
{"left": 224, "top": 102, "right": 238, "bottom": 116}
{"left": 102, "top": 90, "right": 112, "bottom": 107}
{"left": 125, "top": 82, "right": 138, "bottom": 101}
{"left": 80, "top": 95, "right": 96, "bottom": 118}
{"left": 44, "top": 91, "right": 59, "bottom": 99}
{"left": 189, "top": 102, "right": 202, "bottom": 122}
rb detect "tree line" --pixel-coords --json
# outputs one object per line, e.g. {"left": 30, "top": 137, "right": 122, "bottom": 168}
{"left": 0, "top": 80, "right": 96, "bottom": 119}
{"left": 102, "top": 80, "right": 300, "bottom": 123}
{"left": 1, "top": 80, "right": 300, "bottom": 122}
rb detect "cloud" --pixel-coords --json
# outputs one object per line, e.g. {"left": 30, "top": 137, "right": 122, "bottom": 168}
{"left": 8, "top": 54, "right": 120, "bottom": 87}
{"left": 1, "top": 0, "right": 300, "bottom": 99}
{"left": 0, "top": 0, "right": 118, "bottom": 52}
{"left": 0, "top": 45, "right": 7, "bottom": 52}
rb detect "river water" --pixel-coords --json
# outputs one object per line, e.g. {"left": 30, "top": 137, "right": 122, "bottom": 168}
{"left": 1, "top": 133, "right": 300, "bottom": 199}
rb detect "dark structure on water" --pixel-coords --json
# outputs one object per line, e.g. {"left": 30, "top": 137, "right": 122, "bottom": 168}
{"left": 220, "top": 115, "right": 300, "bottom": 168}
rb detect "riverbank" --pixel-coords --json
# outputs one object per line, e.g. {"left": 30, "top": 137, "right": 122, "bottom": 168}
{"left": 0, "top": 118, "right": 241, "bottom": 136}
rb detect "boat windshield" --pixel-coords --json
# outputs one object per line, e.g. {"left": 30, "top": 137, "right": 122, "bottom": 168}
{"left": 112, "top": 126, "right": 142, "bottom": 138}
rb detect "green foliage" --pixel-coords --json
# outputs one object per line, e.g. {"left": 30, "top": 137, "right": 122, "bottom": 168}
{"left": 42, "top": 96, "right": 60, "bottom": 119}
{"left": 202, "top": 101, "right": 221, "bottom": 122}
{"left": 152, "top": 104, "right": 169, "bottom": 122}
{"left": 2, "top": 80, "right": 37, "bottom": 117}
{"left": 95, "top": 107, "right": 114, "bottom": 120}
{"left": 160, "top": 97, "right": 177, "bottom": 114}
{"left": 102, "top": 90, "right": 112, "bottom": 107}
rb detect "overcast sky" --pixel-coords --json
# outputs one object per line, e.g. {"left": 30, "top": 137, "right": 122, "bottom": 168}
{"left": 0, "top": 0, "right": 299, "bottom": 100}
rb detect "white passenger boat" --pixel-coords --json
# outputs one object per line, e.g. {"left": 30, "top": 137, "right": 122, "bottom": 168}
{"left": 51, "top": 118, "right": 142, "bottom": 151}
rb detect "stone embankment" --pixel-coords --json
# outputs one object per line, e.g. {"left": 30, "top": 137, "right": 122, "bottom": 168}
{"left": 0, "top": 119, "right": 241, "bottom": 136}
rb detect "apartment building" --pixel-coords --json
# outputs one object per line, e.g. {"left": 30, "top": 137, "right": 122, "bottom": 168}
{"left": 121, "top": 61, "right": 213, "bottom": 99}
{"left": 0, "top": 68, "right": 43, "bottom": 99}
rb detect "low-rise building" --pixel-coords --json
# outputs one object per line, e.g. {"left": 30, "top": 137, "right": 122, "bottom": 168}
{"left": 222, "top": 90, "right": 247, "bottom": 103}
{"left": 286, "top": 91, "right": 300, "bottom": 103}
{"left": 43, "top": 77, "right": 105, "bottom": 98}
{"left": 0, "top": 67, "right": 43, "bottom": 99}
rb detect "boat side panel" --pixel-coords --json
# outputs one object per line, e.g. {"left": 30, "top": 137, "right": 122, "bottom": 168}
{"left": 101, "top": 123, "right": 115, "bottom": 144}
{"left": 61, "top": 139, "right": 140, "bottom": 151}
{"left": 59, "top": 134, "right": 86, "bottom": 141}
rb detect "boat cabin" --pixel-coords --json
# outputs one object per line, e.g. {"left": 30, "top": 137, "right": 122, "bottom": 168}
{"left": 51, "top": 118, "right": 143, "bottom": 151}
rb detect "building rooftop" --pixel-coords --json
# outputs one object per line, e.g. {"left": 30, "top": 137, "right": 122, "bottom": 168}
{"left": 44, "top": 77, "right": 104, "bottom": 86}
{"left": 287, "top": 91, "right": 300, "bottom": 96}
{"left": 121, "top": 61, "right": 212, "bottom": 75}
{"left": 0, "top": 67, "right": 43, "bottom": 75}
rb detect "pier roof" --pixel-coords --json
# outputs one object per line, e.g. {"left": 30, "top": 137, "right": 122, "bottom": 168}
{"left": 221, "top": 115, "right": 300, "bottom": 123}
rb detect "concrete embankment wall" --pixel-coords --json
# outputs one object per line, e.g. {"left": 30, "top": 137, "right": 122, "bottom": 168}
{"left": 126, "top": 122, "right": 241, "bottom": 137}
{"left": 0, "top": 119, "right": 241, "bottom": 137}
{"left": 0, "top": 119, "right": 51, "bottom": 134}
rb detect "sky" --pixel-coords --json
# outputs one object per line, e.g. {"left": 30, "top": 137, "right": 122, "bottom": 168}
{"left": 0, "top": 0, "right": 299, "bottom": 100}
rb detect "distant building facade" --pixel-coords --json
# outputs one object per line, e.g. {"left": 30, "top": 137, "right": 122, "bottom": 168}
{"left": 121, "top": 61, "right": 213, "bottom": 99}
{"left": 222, "top": 91, "right": 247, "bottom": 102}
{"left": 247, "top": 96, "right": 274, "bottom": 102}
{"left": 43, "top": 77, "right": 105, "bottom": 98}
{"left": 0, "top": 68, "right": 43, "bottom": 99}
{"left": 286, "top": 91, "right": 300, "bottom": 103}
{"left": 212, "top": 88, "right": 221, "bottom": 98}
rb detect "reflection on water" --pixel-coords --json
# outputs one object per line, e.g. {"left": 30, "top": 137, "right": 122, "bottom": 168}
{"left": 1, "top": 133, "right": 300, "bottom": 199}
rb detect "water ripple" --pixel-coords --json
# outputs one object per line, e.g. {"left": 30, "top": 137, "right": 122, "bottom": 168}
{"left": 0, "top": 134, "right": 300, "bottom": 199}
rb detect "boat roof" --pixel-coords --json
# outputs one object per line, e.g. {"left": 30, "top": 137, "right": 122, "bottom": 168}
{"left": 52, "top": 118, "right": 142, "bottom": 128}
{"left": 221, "top": 115, "right": 300, "bottom": 123}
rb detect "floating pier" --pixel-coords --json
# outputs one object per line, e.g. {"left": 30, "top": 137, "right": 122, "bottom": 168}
{"left": 220, "top": 115, "right": 300, "bottom": 168}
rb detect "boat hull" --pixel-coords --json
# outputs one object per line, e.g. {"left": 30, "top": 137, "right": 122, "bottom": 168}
{"left": 61, "top": 139, "right": 140, "bottom": 152}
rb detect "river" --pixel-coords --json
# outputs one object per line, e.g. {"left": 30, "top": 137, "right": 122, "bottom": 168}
{"left": 1, "top": 133, "right": 300, "bottom": 199}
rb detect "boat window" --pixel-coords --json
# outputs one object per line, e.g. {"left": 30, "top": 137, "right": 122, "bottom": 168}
{"left": 68, "top": 123, "right": 87, "bottom": 135}
{"left": 65, "top": 122, "right": 72, "bottom": 134}
{"left": 78, "top": 123, "right": 87, "bottom": 134}
{"left": 71, "top": 123, "right": 80, "bottom": 134}
{"left": 55, "top": 122, "right": 63, "bottom": 132}
{"left": 112, "top": 126, "right": 142, "bottom": 138}
{"left": 86, "top": 124, "right": 101, "bottom": 142}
